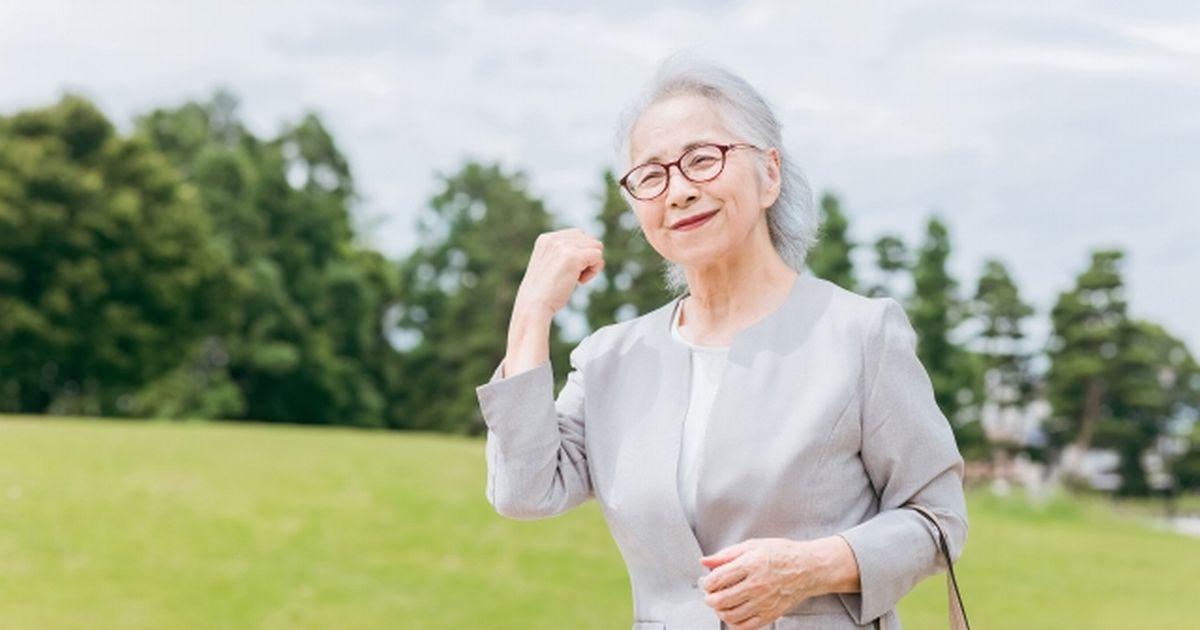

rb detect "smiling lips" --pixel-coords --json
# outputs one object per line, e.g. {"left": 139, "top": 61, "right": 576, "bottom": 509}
{"left": 670, "top": 210, "right": 719, "bottom": 231}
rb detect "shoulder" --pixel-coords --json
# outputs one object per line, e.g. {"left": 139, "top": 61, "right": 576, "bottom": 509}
{"left": 571, "top": 297, "right": 679, "bottom": 361}
{"left": 802, "top": 275, "right": 904, "bottom": 341}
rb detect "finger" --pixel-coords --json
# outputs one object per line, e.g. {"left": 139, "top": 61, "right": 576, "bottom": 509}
{"left": 729, "top": 614, "right": 766, "bottom": 630}
{"left": 578, "top": 258, "right": 605, "bottom": 284}
{"left": 707, "top": 584, "right": 752, "bottom": 613}
{"left": 559, "top": 227, "right": 601, "bottom": 247}
{"left": 572, "top": 247, "right": 604, "bottom": 270}
{"left": 714, "top": 596, "right": 763, "bottom": 628}
{"left": 701, "top": 541, "right": 749, "bottom": 569}
{"left": 702, "top": 562, "right": 748, "bottom": 593}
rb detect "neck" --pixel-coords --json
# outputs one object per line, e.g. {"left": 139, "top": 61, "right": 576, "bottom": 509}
{"left": 679, "top": 227, "right": 798, "bottom": 337}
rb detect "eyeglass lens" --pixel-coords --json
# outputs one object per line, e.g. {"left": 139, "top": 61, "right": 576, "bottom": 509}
{"left": 625, "top": 145, "right": 727, "bottom": 199}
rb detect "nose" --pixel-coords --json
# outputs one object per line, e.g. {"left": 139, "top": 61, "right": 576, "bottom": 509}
{"left": 664, "top": 163, "right": 699, "bottom": 209}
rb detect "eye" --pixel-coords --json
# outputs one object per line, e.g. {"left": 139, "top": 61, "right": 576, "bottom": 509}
{"left": 635, "top": 168, "right": 665, "bottom": 188}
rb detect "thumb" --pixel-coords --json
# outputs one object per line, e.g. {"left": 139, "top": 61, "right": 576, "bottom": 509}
{"left": 700, "top": 542, "right": 747, "bottom": 569}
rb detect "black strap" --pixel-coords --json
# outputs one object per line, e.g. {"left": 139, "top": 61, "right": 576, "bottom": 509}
{"left": 908, "top": 505, "right": 971, "bottom": 630}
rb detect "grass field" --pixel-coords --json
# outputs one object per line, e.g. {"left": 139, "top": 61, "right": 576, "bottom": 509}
{"left": 1, "top": 416, "right": 1197, "bottom": 629}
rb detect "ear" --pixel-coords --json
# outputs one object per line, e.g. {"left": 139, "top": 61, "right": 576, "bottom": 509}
{"left": 760, "top": 147, "right": 782, "bottom": 210}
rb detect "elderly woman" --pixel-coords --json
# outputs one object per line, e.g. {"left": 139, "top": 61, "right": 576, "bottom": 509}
{"left": 475, "top": 58, "right": 967, "bottom": 630}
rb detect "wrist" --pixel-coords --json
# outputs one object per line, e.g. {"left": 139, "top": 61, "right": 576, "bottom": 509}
{"left": 503, "top": 304, "right": 554, "bottom": 378}
{"left": 812, "top": 536, "right": 861, "bottom": 595}
{"left": 511, "top": 300, "right": 555, "bottom": 331}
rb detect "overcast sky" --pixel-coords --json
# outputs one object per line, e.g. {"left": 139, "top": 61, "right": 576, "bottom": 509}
{"left": 3, "top": 0, "right": 1198, "bottom": 349}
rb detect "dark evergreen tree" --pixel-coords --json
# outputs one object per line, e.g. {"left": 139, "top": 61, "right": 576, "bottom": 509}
{"left": 867, "top": 233, "right": 909, "bottom": 298}
{"left": 908, "top": 217, "right": 985, "bottom": 456}
{"left": 1044, "top": 250, "right": 1129, "bottom": 456}
{"left": 806, "top": 192, "right": 856, "bottom": 291}
{"left": 135, "top": 92, "right": 400, "bottom": 426}
{"left": 394, "top": 163, "right": 567, "bottom": 434}
{"left": 0, "top": 95, "right": 233, "bottom": 415}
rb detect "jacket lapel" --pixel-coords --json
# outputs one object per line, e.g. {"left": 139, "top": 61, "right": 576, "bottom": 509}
{"left": 640, "top": 297, "right": 709, "bottom": 574}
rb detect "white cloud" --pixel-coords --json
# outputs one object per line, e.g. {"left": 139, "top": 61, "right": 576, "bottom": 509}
{"left": 2, "top": 0, "right": 1198, "bottom": 350}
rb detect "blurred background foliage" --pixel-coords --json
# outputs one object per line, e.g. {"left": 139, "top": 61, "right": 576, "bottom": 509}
{"left": 2, "top": 91, "right": 1199, "bottom": 501}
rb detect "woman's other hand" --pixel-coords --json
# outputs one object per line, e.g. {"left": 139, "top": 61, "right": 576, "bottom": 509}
{"left": 698, "top": 536, "right": 861, "bottom": 630}
{"left": 503, "top": 229, "right": 604, "bottom": 377}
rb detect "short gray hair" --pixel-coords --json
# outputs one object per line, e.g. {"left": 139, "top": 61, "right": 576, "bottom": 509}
{"left": 614, "top": 56, "right": 819, "bottom": 293}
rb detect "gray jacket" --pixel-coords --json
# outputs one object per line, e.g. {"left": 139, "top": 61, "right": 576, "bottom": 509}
{"left": 476, "top": 273, "right": 967, "bottom": 630}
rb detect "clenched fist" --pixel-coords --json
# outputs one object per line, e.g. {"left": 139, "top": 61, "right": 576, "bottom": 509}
{"left": 503, "top": 229, "right": 604, "bottom": 377}
{"left": 513, "top": 228, "right": 605, "bottom": 320}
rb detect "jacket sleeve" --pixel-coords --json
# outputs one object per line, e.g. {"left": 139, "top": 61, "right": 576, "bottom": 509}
{"left": 836, "top": 299, "right": 969, "bottom": 625}
{"left": 474, "top": 336, "right": 593, "bottom": 520}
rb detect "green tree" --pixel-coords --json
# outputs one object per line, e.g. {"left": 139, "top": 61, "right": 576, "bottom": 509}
{"left": 135, "top": 92, "right": 400, "bottom": 426}
{"left": 972, "top": 259, "right": 1036, "bottom": 406}
{"left": 908, "top": 216, "right": 984, "bottom": 456}
{"left": 806, "top": 192, "right": 856, "bottom": 291}
{"left": 971, "top": 259, "right": 1038, "bottom": 470}
{"left": 395, "top": 162, "right": 567, "bottom": 434}
{"left": 867, "top": 233, "right": 909, "bottom": 298}
{"left": 585, "top": 170, "right": 674, "bottom": 331}
{"left": 1173, "top": 422, "right": 1200, "bottom": 494}
{"left": 0, "top": 95, "right": 232, "bottom": 415}
{"left": 1102, "top": 321, "right": 1200, "bottom": 496}
{"left": 1042, "top": 251, "right": 1200, "bottom": 494}
{"left": 1044, "top": 250, "right": 1129, "bottom": 457}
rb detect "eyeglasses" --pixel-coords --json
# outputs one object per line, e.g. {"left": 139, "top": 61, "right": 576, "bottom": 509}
{"left": 619, "top": 142, "right": 760, "bottom": 201}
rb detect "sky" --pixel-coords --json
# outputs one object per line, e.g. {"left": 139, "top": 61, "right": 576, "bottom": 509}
{"left": 2, "top": 0, "right": 1198, "bottom": 349}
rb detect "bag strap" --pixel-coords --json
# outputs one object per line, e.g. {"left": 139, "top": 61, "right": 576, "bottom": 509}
{"left": 905, "top": 504, "right": 970, "bottom": 630}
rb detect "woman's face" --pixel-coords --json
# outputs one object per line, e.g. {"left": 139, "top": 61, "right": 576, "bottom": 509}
{"left": 626, "top": 93, "right": 780, "bottom": 272}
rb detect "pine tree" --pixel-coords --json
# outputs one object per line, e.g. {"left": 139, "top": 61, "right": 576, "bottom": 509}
{"left": 868, "top": 233, "right": 909, "bottom": 298}
{"left": 909, "top": 217, "right": 984, "bottom": 456}
{"left": 1104, "top": 320, "right": 1199, "bottom": 496}
{"left": 1045, "top": 250, "right": 1129, "bottom": 456}
{"left": 806, "top": 192, "right": 856, "bottom": 291}
{"left": 971, "top": 259, "right": 1037, "bottom": 468}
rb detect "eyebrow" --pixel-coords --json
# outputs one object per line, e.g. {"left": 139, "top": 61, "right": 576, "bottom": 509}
{"left": 637, "top": 140, "right": 720, "bottom": 166}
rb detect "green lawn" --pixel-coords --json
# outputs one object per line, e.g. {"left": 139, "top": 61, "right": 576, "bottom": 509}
{"left": 0, "top": 416, "right": 1196, "bottom": 629}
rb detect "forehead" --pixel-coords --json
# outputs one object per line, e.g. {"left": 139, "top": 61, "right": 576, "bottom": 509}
{"left": 629, "top": 93, "right": 734, "bottom": 165}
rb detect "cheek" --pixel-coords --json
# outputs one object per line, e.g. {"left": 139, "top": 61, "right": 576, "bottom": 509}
{"left": 632, "top": 206, "right": 674, "bottom": 253}
{"left": 632, "top": 205, "right": 662, "bottom": 234}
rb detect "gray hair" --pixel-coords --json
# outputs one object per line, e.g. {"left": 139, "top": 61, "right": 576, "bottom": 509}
{"left": 614, "top": 56, "right": 819, "bottom": 294}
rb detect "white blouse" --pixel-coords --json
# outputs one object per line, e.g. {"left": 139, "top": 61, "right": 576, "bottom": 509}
{"left": 670, "top": 301, "right": 730, "bottom": 533}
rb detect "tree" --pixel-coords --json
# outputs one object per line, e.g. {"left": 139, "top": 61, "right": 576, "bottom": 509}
{"left": 0, "top": 95, "right": 232, "bottom": 415}
{"left": 806, "top": 192, "right": 856, "bottom": 291}
{"left": 1044, "top": 250, "right": 1129, "bottom": 457}
{"left": 1173, "top": 422, "right": 1200, "bottom": 494}
{"left": 1043, "top": 250, "right": 1200, "bottom": 495}
{"left": 394, "top": 162, "right": 567, "bottom": 434}
{"left": 585, "top": 170, "right": 674, "bottom": 331}
{"left": 972, "top": 259, "right": 1036, "bottom": 406}
{"left": 908, "top": 216, "right": 984, "bottom": 456}
{"left": 1102, "top": 320, "right": 1200, "bottom": 496}
{"left": 867, "top": 233, "right": 909, "bottom": 298}
{"left": 135, "top": 92, "right": 400, "bottom": 426}
{"left": 971, "top": 259, "right": 1039, "bottom": 471}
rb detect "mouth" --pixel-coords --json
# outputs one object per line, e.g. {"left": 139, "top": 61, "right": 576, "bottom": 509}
{"left": 670, "top": 210, "right": 719, "bottom": 231}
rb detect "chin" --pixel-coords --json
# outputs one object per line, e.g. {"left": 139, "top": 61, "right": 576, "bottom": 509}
{"left": 667, "top": 246, "right": 732, "bottom": 271}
